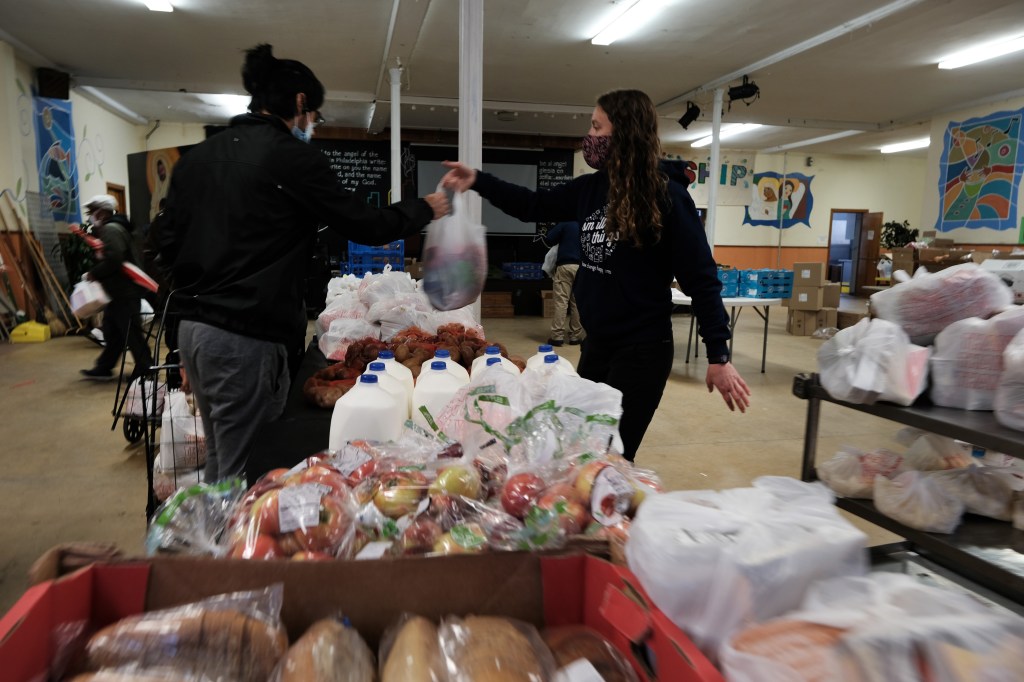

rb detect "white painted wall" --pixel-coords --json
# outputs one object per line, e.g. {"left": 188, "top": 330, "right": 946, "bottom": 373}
{"left": 68, "top": 92, "right": 144, "bottom": 210}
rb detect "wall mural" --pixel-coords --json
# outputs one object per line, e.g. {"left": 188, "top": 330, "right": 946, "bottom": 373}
{"left": 663, "top": 152, "right": 754, "bottom": 206}
{"left": 936, "top": 108, "right": 1023, "bottom": 232}
{"left": 744, "top": 171, "right": 814, "bottom": 228}
{"left": 33, "top": 96, "right": 81, "bottom": 224}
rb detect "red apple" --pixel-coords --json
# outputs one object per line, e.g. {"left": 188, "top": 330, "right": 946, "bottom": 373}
{"left": 263, "top": 467, "right": 290, "bottom": 482}
{"left": 374, "top": 471, "right": 428, "bottom": 518}
{"left": 500, "top": 472, "right": 546, "bottom": 519}
{"left": 289, "top": 495, "right": 352, "bottom": 554}
{"left": 536, "top": 484, "right": 589, "bottom": 535}
{"left": 251, "top": 489, "right": 281, "bottom": 536}
{"left": 399, "top": 517, "right": 443, "bottom": 554}
{"left": 429, "top": 465, "right": 482, "bottom": 499}
{"left": 345, "top": 459, "right": 377, "bottom": 487}
{"left": 296, "top": 465, "right": 350, "bottom": 497}
{"left": 291, "top": 550, "right": 333, "bottom": 561}
{"left": 229, "top": 533, "right": 283, "bottom": 560}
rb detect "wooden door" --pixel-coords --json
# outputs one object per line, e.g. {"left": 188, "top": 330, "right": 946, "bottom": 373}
{"left": 855, "top": 212, "right": 883, "bottom": 290}
{"left": 105, "top": 183, "right": 126, "bottom": 217}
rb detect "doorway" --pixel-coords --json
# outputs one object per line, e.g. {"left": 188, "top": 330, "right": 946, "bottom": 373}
{"left": 105, "top": 183, "right": 126, "bottom": 217}
{"left": 828, "top": 209, "right": 883, "bottom": 296}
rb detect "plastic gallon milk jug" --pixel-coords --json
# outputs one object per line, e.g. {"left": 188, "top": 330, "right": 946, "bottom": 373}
{"left": 375, "top": 349, "right": 414, "bottom": 398}
{"left": 471, "top": 345, "right": 521, "bottom": 376}
{"left": 420, "top": 348, "right": 470, "bottom": 383}
{"left": 364, "top": 362, "right": 409, "bottom": 418}
{"left": 526, "top": 344, "right": 555, "bottom": 370}
{"left": 329, "top": 374, "right": 404, "bottom": 449}
{"left": 476, "top": 356, "right": 520, "bottom": 380}
{"left": 412, "top": 361, "right": 469, "bottom": 433}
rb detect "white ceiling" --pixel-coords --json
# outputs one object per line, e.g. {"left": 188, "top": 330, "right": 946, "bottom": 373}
{"left": 2, "top": 0, "right": 1023, "bottom": 157}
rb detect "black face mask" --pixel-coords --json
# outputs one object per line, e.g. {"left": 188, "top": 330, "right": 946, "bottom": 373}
{"left": 582, "top": 134, "right": 612, "bottom": 170}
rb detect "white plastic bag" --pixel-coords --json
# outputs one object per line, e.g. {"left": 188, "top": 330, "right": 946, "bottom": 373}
{"left": 869, "top": 263, "right": 1012, "bottom": 344}
{"left": 930, "top": 307, "right": 1024, "bottom": 410}
{"left": 541, "top": 245, "right": 558, "bottom": 278}
{"left": 817, "top": 318, "right": 930, "bottom": 406}
{"left": 903, "top": 433, "right": 970, "bottom": 471}
{"left": 995, "top": 328, "right": 1024, "bottom": 431}
{"left": 873, "top": 471, "right": 964, "bottom": 533}
{"left": 125, "top": 377, "right": 167, "bottom": 418}
{"left": 315, "top": 290, "right": 368, "bottom": 337}
{"left": 817, "top": 446, "right": 904, "bottom": 499}
{"left": 625, "top": 476, "right": 867, "bottom": 660}
{"left": 422, "top": 191, "right": 488, "bottom": 311}
{"left": 158, "top": 390, "right": 207, "bottom": 471}
{"left": 928, "top": 464, "right": 1024, "bottom": 521}
{"left": 70, "top": 278, "right": 109, "bottom": 317}
{"left": 317, "top": 317, "right": 380, "bottom": 362}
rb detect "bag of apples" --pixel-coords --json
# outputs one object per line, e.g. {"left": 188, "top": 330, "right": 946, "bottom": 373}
{"left": 222, "top": 456, "right": 361, "bottom": 561}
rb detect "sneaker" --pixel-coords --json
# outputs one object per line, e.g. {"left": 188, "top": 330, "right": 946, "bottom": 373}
{"left": 568, "top": 338, "right": 584, "bottom": 345}
{"left": 546, "top": 338, "right": 564, "bottom": 347}
{"left": 80, "top": 368, "right": 114, "bottom": 381}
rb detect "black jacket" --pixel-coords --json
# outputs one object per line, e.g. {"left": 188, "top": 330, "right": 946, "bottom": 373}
{"left": 160, "top": 114, "right": 433, "bottom": 345}
{"left": 472, "top": 170, "right": 730, "bottom": 357}
{"left": 88, "top": 214, "right": 144, "bottom": 300}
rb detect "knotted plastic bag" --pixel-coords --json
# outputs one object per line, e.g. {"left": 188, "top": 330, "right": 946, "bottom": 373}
{"left": 422, "top": 190, "right": 488, "bottom": 311}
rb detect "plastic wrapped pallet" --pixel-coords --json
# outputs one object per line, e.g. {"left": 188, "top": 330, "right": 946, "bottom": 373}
{"left": 625, "top": 476, "right": 867, "bottom": 660}
{"left": 995, "top": 328, "right": 1024, "bottom": 431}
{"left": 930, "top": 306, "right": 1024, "bottom": 410}
{"left": 817, "top": 318, "right": 930, "bottom": 406}
{"left": 869, "top": 263, "right": 1012, "bottom": 345}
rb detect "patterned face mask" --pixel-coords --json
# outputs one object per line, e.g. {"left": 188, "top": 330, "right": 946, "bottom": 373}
{"left": 582, "top": 134, "right": 612, "bottom": 170}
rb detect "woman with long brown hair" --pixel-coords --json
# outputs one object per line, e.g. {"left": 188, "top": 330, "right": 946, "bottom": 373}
{"left": 442, "top": 89, "right": 749, "bottom": 462}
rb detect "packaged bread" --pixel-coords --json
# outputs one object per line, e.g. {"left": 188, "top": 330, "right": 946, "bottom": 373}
{"left": 439, "top": 615, "right": 556, "bottom": 682}
{"left": 542, "top": 626, "right": 638, "bottom": 682}
{"left": 380, "top": 615, "right": 446, "bottom": 682}
{"left": 273, "top": 616, "right": 375, "bottom": 682}
{"left": 84, "top": 586, "right": 288, "bottom": 682}
{"left": 723, "top": 618, "right": 848, "bottom": 682}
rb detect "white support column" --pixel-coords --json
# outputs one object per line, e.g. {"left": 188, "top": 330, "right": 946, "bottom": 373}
{"left": 459, "top": 0, "right": 484, "bottom": 320}
{"left": 389, "top": 66, "right": 402, "bottom": 203}
{"left": 704, "top": 87, "right": 725, "bottom": 253}
{"left": 0, "top": 41, "right": 24, "bottom": 198}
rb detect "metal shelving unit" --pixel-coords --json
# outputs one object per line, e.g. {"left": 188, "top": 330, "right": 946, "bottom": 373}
{"left": 794, "top": 372, "right": 1024, "bottom": 605}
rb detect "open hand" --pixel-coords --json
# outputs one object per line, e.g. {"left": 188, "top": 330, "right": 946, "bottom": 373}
{"left": 706, "top": 363, "right": 750, "bottom": 413}
{"left": 441, "top": 161, "right": 477, "bottom": 192}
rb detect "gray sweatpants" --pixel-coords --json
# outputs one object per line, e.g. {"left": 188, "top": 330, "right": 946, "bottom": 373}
{"left": 178, "top": 321, "right": 289, "bottom": 482}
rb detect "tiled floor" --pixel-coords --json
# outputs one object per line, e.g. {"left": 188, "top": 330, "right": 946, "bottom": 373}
{"left": 0, "top": 298, "right": 900, "bottom": 614}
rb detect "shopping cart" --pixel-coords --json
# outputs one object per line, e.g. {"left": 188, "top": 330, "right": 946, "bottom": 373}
{"left": 110, "top": 297, "right": 161, "bottom": 443}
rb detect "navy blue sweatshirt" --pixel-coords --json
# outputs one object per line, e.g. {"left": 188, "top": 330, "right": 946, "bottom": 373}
{"left": 472, "top": 170, "right": 730, "bottom": 356}
{"left": 544, "top": 221, "right": 582, "bottom": 265}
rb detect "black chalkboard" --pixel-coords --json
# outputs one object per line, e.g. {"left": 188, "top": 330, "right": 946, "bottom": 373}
{"left": 537, "top": 153, "right": 574, "bottom": 235}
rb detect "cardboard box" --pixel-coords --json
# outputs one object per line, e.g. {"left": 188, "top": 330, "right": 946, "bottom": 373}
{"left": 917, "top": 248, "right": 973, "bottom": 273}
{"left": 482, "top": 304, "right": 515, "bottom": 318}
{"left": 786, "top": 308, "right": 817, "bottom": 336}
{"left": 890, "top": 247, "right": 917, "bottom": 275}
{"left": 980, "top": 258, "right": 1024, "bottom": 304}
{"left": 821, "top": 282, "right": 841, "bottom": 309}
{"left": 792, "top": 262, "right": 826, "bottom": 286}
{"left": 789, "top": 285, "right": 823, "bottom": 311}
{"left": 482, "top": 291, "right": 513, "bottom": 306}
{"left": 0, "top": 553, "right": 721, "bottom": 682}
{"left": 815, "top": 307, "right": 838, "bottom": 330}
{"left": 405, "top": 258, "right": 423, "bottom": 279}
{"left": 837, "top": 310, "right": 867, "bottom": 329}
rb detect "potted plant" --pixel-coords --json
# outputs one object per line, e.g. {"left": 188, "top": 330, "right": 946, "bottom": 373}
{"left": 880, "top": 220, "right": 918, "bottom": 249}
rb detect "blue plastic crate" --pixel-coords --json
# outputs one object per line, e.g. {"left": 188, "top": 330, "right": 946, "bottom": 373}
{"left": 717, "top": 268, "right": 741, "bottom": 284}
{"left": 502, "top": 262, "right": 545, "bottom": 280}
{"left": 720, "top": 282, "right": 739, "bottom": 297}
{"left": 349, "top": 240, "right": 404, "bottom": 256}
{"left": 349, "top": 262, "right": 404, "bottom": 277}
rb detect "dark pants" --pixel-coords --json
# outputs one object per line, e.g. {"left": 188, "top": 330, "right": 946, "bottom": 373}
{"left": 577, "top": 336, "right": 674, "bottom": 462}
{"left": 94, "top": 297, "right": 154, "bottom": 376}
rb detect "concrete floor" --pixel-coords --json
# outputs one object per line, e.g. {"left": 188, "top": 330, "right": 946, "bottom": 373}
{"left": 0, "top": 295, "right": 899, "bottom": 615}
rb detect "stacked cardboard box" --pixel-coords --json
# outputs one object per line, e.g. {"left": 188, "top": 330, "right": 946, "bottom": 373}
{"left": 889, "top": 246, "right": 974, "bottom": 280}
{"left": 786, "top": 262, "right": 839, "bottom": 336}
{"left": 481, "top": 291, "right": 515, "bottom": 318}
{"left": 541, "top": 289, "right": 555, "bottom": 318}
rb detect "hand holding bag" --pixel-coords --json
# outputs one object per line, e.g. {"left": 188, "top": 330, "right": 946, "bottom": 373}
{"left": 422, "top": 189, "right": 488, "bottom": 311}
{"left": 70, "top": 278, "right": 110, "bottom": 317}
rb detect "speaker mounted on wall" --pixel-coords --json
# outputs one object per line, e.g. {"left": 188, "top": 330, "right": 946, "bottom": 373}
{"left": 37, "top": 68, "right": 70, "bottom": 100}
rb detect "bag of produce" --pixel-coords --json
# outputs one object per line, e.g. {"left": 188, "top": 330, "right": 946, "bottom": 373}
{"left": 316, "top": 289, "right": 368, "bottom": 337}
{"left": 873, "top": 470, "right": 964, "bottom": 533}
{"left": 625, "top": 476, "right": 867, "bottom": 660}
{"left": 82, "top": 585, "right": 288, "bottom": 681}
{"left": 158, "top": 389, "right": 206, "bottom": 471}
{"left": 817, "top": 446, "right": 904, "bottom": 499}
{"left": 903, "top": 433, "right": 970, "bottom": 471}
{"left": 124, "top": 377, "right": 166, "bottom": 418}
{"left": 379, "top": 614, "right": 446, "bottom": 682}
{"left": 438, "top": 615, "right": 557, "bottom": 682}
{"left": 928, "top": 464, "right": 1024, "bottom": 521}
{"left": 145, "top": 477, "right": 246, "bottom": 556}
{"left": 995, "top": 328, "right": 1024, "bottom": 431}
{"left": 869, "top": 263, "right": 1012, "bottom": 344}
{"left": 817, "top": 318, "right": 930, "bottom": 406}
{"left": 422, "top": 190, "right": 488, "bottom": 311}
{"left": 930, "top": 306, "right": 1024, "bottom": 410}
{"left": 318, "top": 317, "right": 380, "bottom": 362}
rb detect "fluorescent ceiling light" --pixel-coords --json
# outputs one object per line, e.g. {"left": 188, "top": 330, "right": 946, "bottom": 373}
{"left": 143, "top": 1, "right": 174, "bottom": 12}
{"left": 938, "top": 35, "right": 1024, "bottom": 69}
{"left": 880, "top": 138, "right": 930, "bottom": 153}
{"left": 762, "top": 130, "right": 863, "bottom": 153}
{"left": 591, "top": 0, "right": 668, "bottom": 46}
{"left": 201, "top": 94, "right": 250, "bottom": 117}
{"left": 691, "top": 123, "right": 762, "bottom": 148}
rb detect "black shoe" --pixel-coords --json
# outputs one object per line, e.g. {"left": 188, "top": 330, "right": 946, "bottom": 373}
{"left": 80, "top": 368, "right": 114, "bottom": 381}
{"left": 546, "top": 338, "right": 564, "bottom": 347}
{"left": 568, "top": 338, "right": 584, "bottom": 345}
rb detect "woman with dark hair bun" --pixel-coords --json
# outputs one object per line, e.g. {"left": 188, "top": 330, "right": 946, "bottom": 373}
{"left": 442, "top": 89, "right": 749, "bottom": 462}
{"left": 160, "top": 44, "right": 449, "bottom": 482}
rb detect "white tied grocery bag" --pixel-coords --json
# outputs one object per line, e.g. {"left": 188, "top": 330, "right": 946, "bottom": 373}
{"left": 69, "top": 278, "right": 110, "bottom": 317}
{"left": 158, "top": 390, "right": 207, "bottom": 470}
